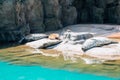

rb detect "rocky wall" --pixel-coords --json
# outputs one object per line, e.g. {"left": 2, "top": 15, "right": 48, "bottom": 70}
{"left": 73, "top": 0, "right": 120, "bottom": 24}
{"left": 0, "top": 0, "right": 120, "bottom": 42}
{"left": 0, "top": 0, "right": 77, "bottom": 42}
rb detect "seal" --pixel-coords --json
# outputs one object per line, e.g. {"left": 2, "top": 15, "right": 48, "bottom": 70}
{"left": 82, "top": 37, "right": 118, "bottom": 51}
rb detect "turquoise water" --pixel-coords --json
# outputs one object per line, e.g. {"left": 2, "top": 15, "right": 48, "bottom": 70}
{"left": 0, "top": 62, "right": 118, "bottom": 80}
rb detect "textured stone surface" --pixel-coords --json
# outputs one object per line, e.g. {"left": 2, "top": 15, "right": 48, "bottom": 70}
{"left": 73, "top": 0, "right": 120, "bottom": 24}
{"left": 1, "top": 0, "right": 120, "bottom": 42}
{"left": 0, "top": 0, "right": 76, "bottom": 42}
{"left": 25, "top": 0, "right": 44, "bottom": 33}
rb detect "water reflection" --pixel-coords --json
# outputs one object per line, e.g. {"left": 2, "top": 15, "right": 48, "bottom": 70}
{"left": 0, "top": 45, "right": 120, "bottom": 78}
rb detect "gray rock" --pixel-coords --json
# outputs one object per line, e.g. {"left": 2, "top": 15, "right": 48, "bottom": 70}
{"left": 42, "top": 0, "right": 61, "bottom": 18}
{"left": 59, "top": 0, "right": 74, "bottom": 6}
{"left": 61, "top": 6, "right": 77, "bottom": 26}
{"left": 82, "top": 37, "right": 117, "bottom": 51}
{"left": 73, "top": 0, "right": 120, "bottom": 24}
{"left": 1, "top": 0, "right": 120, "bottom": 42}
{"left": 25, "top": 0, "right": 45, "bottom": 33}
{"left": 91, "top": 7, "right": 104, "bottom": 23}
{"left": 0, "top": 31, "right": 24, "bottom": 42}
{"left": 0, "top": 0, "right": 29, "bottom": 42}
{"left": 0, "top": 0, "right": 77, "bottom": 42}
{"left": 45, "top": 18, "right": 63, "bottom": 31}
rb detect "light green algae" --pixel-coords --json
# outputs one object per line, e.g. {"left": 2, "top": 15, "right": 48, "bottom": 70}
{"left": 0, "top": 44, "right": 120, "bottom": 78}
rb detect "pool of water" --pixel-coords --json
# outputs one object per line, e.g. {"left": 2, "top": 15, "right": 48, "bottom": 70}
{"left": 0, "top": 45, "right": 120, "bottom": 80}
{"left": 0, "top": 62, "right": 118, "bottom": 80}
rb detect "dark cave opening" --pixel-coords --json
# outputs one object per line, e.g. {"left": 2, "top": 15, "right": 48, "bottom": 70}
{"left": 72, "top": 0, "right": 120, "bottom": 24}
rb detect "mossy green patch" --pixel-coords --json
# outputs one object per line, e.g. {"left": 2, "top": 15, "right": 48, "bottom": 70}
{"left": 0, "top": 44, "right": 120, "bottom": 78}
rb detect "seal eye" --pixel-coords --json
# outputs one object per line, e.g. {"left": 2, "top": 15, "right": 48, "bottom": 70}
{"left": 82, "top": 48, "right": 86, "bottom": 52}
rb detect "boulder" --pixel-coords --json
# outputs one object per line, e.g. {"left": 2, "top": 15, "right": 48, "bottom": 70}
{"left": 82, "top": 37, "right": 117, "bottom": 51}
{"left": 26, "top": 38, "right": 61, "bottom": 49}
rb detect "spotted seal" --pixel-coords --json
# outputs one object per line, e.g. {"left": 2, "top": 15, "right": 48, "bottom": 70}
{"left": 82, "top": 37, "right": 118, "bottom": 51}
